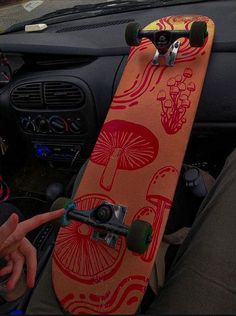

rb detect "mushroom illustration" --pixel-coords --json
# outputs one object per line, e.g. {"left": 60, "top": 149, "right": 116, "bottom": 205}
{"left": 170, "top": 86, "right": 179, "bottom": 103}
{"left": 167, "top": 78, "right": 175, "bottom": 87}
{"left": 183, "top": 67, "right": 192, "bottom": 79}
{"left": 141, "top": 166, "right": 178, "bottom": 262}
{"left": 54, "top": 194, "right": 126, "bottom": 284}
{"left": 158, "top": 68, "right": 196, "bottom": 134}
{"left": 179, "top": 93, "right": 188, "bottom": 101}
{"left": 175, "top": 75, "right": 182, "bottom": 83}
{"left": 187, "top": 82, "right": 196, "bottom": 96}
{"left": 178, "top": 82, "right": 186, "bottom": 92}
{"left": 91, "top": 120, "right": 159, "bottom": 191}
{"left": 164, "top": 100, "right": 172, "bottom": 108}
{"left": 163, "top": 100, "right": 172, "bottom": 113}
{"left": 132, "top": 206, "right": 161, "bottom": 262}
{"left": 157, "top": 90, "right": 166, "bottom": 102}
{"left": 182, "top": 99, "right": 191, "bottom": 108}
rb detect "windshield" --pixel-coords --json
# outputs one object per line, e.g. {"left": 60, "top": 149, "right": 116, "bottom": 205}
{"left": 0, "top": 0, "right": 207, "bottom": 33}
{"left": 0, "top": 0, "right": 107, "bottom": 32}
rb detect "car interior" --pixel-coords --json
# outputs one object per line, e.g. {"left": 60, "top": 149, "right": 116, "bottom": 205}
{"left": 0, "top": 0, "right": 236, "bottom": 313}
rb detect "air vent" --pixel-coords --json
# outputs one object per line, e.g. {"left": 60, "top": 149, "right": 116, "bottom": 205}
{"left": 11, "top": 83, "right": 43, "bottom": 108}
{"left": 11, "top": 81, "right": 85, "bottom": 110}
{"left": 44, "top": 82, "right": 85, "bottom": 109}
{"left": 57, "top": 19, "right": 134, "bottom": 33}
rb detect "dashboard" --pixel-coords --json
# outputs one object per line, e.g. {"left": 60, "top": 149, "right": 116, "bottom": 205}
{"left": 0, "top": 0, "right": 236, "bottom": 168}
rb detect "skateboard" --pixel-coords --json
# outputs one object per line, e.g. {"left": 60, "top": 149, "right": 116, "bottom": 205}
{"left": 52, "top": 15, "right": 214, "bottom": 314}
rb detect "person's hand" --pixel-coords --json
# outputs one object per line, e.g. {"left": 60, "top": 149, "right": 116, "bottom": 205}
{"left": 0, "top": 209, "right": 64, "bottom": 290}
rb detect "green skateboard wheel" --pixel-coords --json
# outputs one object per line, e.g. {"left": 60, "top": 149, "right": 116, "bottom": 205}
{"left": 127, "top": 220, "right": 152, "bottom": 254}
{"left": 50, "top": 198, "right": 75, "bottom": 227}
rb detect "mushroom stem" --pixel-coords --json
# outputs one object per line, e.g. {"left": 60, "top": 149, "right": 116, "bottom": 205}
{"left": 100, "top": 148, "right": 122, "bottom": 191}
{"left": 142, "top": 201, "right": 166, "bottom": 262}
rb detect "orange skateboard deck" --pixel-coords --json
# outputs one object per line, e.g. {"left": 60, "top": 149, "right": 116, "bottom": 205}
{"left": 52, "top": 15, "right": 214, "bottom": 314}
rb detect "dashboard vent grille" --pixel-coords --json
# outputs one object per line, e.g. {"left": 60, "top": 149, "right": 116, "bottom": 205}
{"left": 57, "top": 19, "right": 134, "bottom": 33}
{"left": 11, "top": 81, "right": 85, "bottom": 109}
{"left": 44, "top": 82, "right": 85, "bottom": 108}
{"left": 11, "top": 83, "right": 43, "bottom": 108}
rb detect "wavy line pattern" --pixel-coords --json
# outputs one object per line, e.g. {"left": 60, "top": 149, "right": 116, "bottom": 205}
{"left": 63, "top": 275, "right": 147, "bottom": 314}
{"left": 111, "top": 16, "right": 208, "bottom": 110}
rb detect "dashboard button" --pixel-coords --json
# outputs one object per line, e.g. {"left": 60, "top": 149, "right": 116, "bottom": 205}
{"left": 36, "top": 116, "right": 49, "bottom": 133}
{"left": 49, "top": 116, "right": 67, "bottom": 134}
{"left": 69, "top": 119, "right": 81, "bottom": 134}
{"left": 21, "top": 117, "right": 35, "bottom": 133}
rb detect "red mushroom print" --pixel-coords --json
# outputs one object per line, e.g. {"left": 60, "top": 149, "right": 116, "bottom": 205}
{"left": 53, "top": 194, "right": 126, "bottom": 284}
{"left": 175, "top": 75, "right": 182, "bottom": 83}
{"left": 157, "top": 90, "right": 166, "bottom": 102}
{"left": 187, "top": 82, "right": 196, "bottom": 95}
{"left": 167, "top": 78, "right": 175, "bottom": 87}
{"left": 132, "top": 206, "right": 161, "bottom": 262}
{"left": 139, "top": 166, "right": 178, "bottom": 262}
{"left": 91, "top": 120, "right": 159, "bottom": 191}
{"left": 158, "top": 68, "right": 196, "bottom": 134}
{"left": 179, "top": 82, "right": 186, "bottom": 92}
{"left": 183, "top": 67, "right": 192, "bottom": 79}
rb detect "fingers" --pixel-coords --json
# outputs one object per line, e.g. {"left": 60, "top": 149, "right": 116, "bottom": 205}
{"left": 0, "top": 213, "right": 19, "bottom": 247}
{"left": 1, "top": 239, "right": 37, "bottom": 290}
{"left": 0, "top": 258, "right": 13, "bottom": 277}
{"left": 6, "top": 251, "right": 24, "bottom": 290}
{"left": 0, "top": 239, "right": 21, "bottom": 257}
{"left": 19, "top": 238, "right": 37, "bottom": 288}
{"left": 0, "top": 209, "right": 64, "bottom": 256}
{"left": 18, "top": 209, "right": 65, "bottom": 236}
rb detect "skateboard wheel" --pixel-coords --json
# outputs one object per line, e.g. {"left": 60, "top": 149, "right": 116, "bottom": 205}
{"left": 58, "top": 211, "right": 71, "bottom": 227}
{"left": 50, "top": 197, "right": 72, "bottom": 211}
{"left": 127, "top": 220, "right": 152, "bottom": 254}
{"left": 50, "top": 197, "right": 73, "bottom": 227}
{"left": 189, "top": 21, "right": 207, "bottom": 47}
{"left": 125, "top": 22, "right": 142, "bottom": 46}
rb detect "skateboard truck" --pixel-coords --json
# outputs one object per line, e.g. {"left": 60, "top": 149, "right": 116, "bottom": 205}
{"left": 58, "top": 201, "right": 152, "bottom": 254}
{"left": 125, "top": 21, "right": 208, "bottom": 66}
{"left": 152, "top": 39, "right": 181, "bottom": 66}
{"left": 139, "top": 30, "right": 185, "bottom": 66}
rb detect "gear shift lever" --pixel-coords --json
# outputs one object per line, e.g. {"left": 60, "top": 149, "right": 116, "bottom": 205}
{"left": 46, "top": 182, "right": 65, "bottom": 203}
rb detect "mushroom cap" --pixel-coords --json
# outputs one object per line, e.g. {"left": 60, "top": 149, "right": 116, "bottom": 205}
{"left": 175, "top": 75, "right": 182, "bottom": 82}
{"left": 179, "top": 94, "right": 188, "bottom": 101}
{"left": 178, "top": 83, "right": 186, "bottom": 91}
{"left": 91, "top": 120, "right": 159, "bottom": 171}
{"left": 170, "top": 86, "right": 179, "bottom": 95}
{"left": 167, "top": 78, "right": 176, "bottom": 86}
{"left": 157, "top": 90, "right": 166, "bottom": 101}
{"left": 182, "top": 99, "right": 191, "bottom": 108}
{"left": 53, "top": 194, "right": 126, "bottom": 284}
{"left": 164, "top": 100, "right": 172, "bottom": 108}
{"left": 187, "top": 82, "right": 196, "bottom": 92}
{"left": 146, "top": 166, "right": 178, "bottom": 206}
{"left": 183, "top": 67, "right": 192, "bottom": 78}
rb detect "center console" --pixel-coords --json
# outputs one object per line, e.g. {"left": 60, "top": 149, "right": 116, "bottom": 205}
{"left": 4, "top": 76, "right": 98, "bottom": 166}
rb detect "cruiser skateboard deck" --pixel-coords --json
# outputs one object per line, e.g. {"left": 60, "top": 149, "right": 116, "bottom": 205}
{"left": 52, "top": 15, "right": 214, "bottom": 314}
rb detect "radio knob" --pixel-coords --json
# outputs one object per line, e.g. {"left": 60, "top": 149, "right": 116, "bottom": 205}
{"left": 21, "top": 117, "right": 35, "bottom": 133}
{"left": 40, "top": 119, "right": 49, "bottom": 133}
{"left": 69, "top": 120, "right": 81, "bottom": 134}
{"left": 49, "top": 116, "right": 66, "bottom": 134}
{"left": 36, "top": 117, "right": 49, "bottom": 133}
